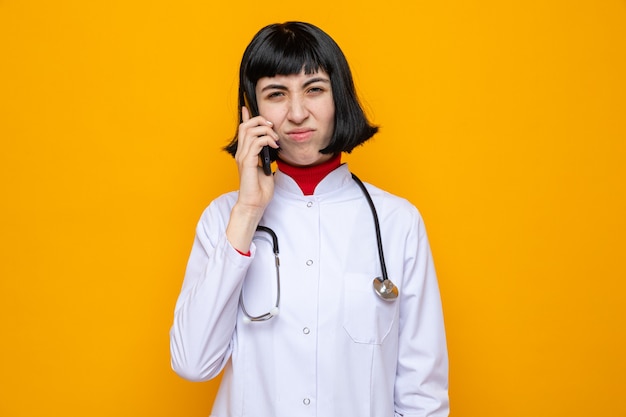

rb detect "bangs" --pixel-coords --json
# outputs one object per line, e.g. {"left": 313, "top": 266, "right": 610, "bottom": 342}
{"left": 244, "top": 27, "right": 329, "bottom": 82}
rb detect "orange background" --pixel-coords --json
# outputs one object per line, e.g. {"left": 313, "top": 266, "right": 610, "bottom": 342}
{"left": 1, "top": 1, "right": 625, "bottom": 416}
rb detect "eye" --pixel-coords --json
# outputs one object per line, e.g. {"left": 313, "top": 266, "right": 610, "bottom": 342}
{"left": 307, "top": 86, "right": 326, "bottom": 94}
{"left": 266, "top": 91, "right": 285, "bottom": 99}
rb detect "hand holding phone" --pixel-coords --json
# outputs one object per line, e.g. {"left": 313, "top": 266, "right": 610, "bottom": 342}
{"left": 244, "top": 94, "right": 273, "bottom": 176}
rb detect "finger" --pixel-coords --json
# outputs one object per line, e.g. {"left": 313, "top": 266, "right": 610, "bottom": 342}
{"left": 236, "top": 128, "right": 274, "bottom": 161}
{"left": 247, "top": 124, "right": 279, "bottom": 142}
{"left": 242, "top": 106, "right": 250, "bottom": 123}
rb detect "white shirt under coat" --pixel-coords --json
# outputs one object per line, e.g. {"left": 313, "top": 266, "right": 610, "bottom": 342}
{"left": 170, "top": 164, "right": 449, "bottom": 417}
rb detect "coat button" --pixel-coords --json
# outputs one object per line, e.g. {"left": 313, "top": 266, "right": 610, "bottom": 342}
{"left": 306, "top": 259, "right": 313, "bottom": 266}
{"left": 306, "top": 201, "right": 313, "bottom": 208}
{"left": 303, "top": 398, "right": 311, "bottom": 405}
{"left": 303, "top": 327, "right": 310, "bottom": 335}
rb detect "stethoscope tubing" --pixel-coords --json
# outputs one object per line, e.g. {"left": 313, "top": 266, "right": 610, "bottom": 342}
{"left": 351, "top": 174, "right": 389, "bottom": 283}
{"left": 240, "top": 226, "right": 281, "bottom": 322}
{"left": 240, "top": 172, "right": 397, "bottom": 323}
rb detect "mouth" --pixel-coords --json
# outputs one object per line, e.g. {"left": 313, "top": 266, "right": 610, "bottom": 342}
{"left": 286, "top": 128, "right": 315, "bottom": 142}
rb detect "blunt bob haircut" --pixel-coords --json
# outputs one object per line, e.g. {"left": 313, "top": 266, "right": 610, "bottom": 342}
{"left": 224, "top": 21, "right": 378, "bottom": 160}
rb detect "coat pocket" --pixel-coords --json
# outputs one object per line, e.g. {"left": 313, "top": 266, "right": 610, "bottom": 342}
{"left": 342, "top": 272, "right": 398, "bottom": 344}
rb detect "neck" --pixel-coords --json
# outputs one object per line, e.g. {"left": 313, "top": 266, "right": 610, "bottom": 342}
{"left": 276, "top": 154, "right": 342, "bottom": 195}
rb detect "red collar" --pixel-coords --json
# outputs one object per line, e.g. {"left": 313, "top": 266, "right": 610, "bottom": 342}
{"left": 276, "top": 154, "right": 342, "bottom": 195}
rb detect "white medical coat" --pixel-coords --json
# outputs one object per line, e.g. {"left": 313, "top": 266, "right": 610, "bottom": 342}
{"left": 170, "top": 164, "right": 449, "bottom": 417}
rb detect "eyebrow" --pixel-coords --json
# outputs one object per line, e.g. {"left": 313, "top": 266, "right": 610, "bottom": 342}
{"left": 260, "top": 77, "right": 330, "bottom": 92}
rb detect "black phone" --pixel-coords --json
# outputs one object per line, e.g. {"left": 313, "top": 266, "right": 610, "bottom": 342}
{"left": 244, "top": 93, "right": 272, "bottom": 176}
{"left": 260, "top": 145, "right": 272, "bottom": 176}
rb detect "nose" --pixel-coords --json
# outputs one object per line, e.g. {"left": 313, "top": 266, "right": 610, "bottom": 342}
{"left": 287, "top": 96, "right": 309, "bottom": 124}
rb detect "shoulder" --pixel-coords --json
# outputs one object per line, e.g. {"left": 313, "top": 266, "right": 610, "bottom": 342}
{"left": 358, "top": 180, "right": 427, "bottom": 236}
{"left": 362, "top": 181, "right": 421, "bottom": 217}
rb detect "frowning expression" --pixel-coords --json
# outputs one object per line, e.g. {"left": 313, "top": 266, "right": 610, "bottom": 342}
{"left": 255, "top": 69, "right": 335, "bottom": 167}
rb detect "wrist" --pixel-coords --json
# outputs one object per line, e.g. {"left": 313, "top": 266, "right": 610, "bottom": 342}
{"left": 230, "top": 202, "right": 265, "bottom": 226}
{"left": 226, "top": 203, "right": 264, "bottom": 253}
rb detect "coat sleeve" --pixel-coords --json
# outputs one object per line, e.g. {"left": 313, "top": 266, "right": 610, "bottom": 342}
{"left": 169, "top": 198, "right": 254, "bottom": 382}
{"left": 394, "top": 208, "right": 449, "bottom": 417}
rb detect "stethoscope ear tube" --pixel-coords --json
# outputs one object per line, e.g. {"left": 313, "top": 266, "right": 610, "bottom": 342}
{"left": 255, "top": 225, "right": 279, "bottom": 255}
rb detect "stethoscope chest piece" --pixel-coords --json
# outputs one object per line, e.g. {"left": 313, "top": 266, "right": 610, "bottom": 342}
{"left": 373, "top": 277, "right": 399, "bottom": 301}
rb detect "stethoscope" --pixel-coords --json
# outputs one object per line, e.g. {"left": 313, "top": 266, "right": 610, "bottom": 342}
{"left": 240, "top": 173, "right": 398, "bottom": 323}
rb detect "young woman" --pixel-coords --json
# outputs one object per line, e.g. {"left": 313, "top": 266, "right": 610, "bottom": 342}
{"left": 170, "top": 21, "right": 449, "bottom": 417}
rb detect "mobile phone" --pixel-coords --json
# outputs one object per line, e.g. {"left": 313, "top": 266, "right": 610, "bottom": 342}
{"left": 244, "top": 93, "right": 272, "bottom": 176}
{"left": 259, "top": 145, "right": 272, "bottom": 176}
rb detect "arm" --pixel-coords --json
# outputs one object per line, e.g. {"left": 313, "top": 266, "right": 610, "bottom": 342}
{"left": 394, "top": 211, "right": 449, "bottom": 416}
{"left": 170, "top": 106, "right": 280, "bottom": 381}
{"left": 226, "top": 106, "right": 279, "bottom": 253}
{"left": 170, "top": 203, "right": 254, "bottom": 381}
